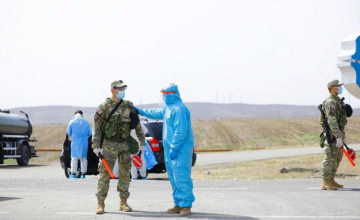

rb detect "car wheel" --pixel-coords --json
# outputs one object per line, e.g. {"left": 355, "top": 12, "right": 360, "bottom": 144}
{"left": 17, "top": 144, "right": 30, "bottom": 166}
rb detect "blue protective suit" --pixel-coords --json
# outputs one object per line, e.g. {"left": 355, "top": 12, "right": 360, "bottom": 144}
{"left": 136, "top": 83, "right": 195, "bottom": 208}
{"left": 67, "top": 118, "right": 92, "bottom": 158}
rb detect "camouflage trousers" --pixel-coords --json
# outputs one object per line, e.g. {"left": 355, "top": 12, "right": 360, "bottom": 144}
{"left": 96, "top": 140, "right": 131, "bottom": 201}
{"left": 322, "top": 143, "right": 343, "bottom": 179}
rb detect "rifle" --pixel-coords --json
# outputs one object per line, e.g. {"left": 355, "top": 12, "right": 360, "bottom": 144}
{"left": 318, "top": 104, "right": 334, "bottom": 157}
{"left": 338, "top": 98, "right": 356, "bottom": 166}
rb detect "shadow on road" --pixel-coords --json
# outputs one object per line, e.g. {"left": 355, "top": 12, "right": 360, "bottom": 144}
{"left": 339, "top": 188, "right": 360, "bottom": 191}
{"left": 147, "top": 177, "right": 169, "bottom": 181}
{"left": 105, "top": 210, "right": 259, "bottom": 219}
{"left": 0, "top": 197, "right": 21, "bottom": 202}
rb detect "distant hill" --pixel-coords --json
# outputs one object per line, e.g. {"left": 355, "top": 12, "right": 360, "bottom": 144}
{"left": 6, "top": 102, "right": 360, "bottom": 126}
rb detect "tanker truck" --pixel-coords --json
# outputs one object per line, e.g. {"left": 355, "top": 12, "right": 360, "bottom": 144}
{"left": 0, "top": 109, "right": 37, "bottom": 166}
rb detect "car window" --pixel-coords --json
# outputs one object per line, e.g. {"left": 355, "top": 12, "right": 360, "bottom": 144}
{"left": 142, "top": 122, "right": 163, "bottom": 141}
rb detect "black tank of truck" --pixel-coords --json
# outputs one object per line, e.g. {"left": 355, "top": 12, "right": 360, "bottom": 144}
{"left": 0, "top": 109, "right": 37, "bottom": 166}
{"left": 0, "top": 110, "right": 32, "bottom": 136}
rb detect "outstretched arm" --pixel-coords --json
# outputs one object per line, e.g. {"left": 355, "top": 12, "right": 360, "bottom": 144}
{"left": 135, "top": 106, "right": 165, "bottom": 120}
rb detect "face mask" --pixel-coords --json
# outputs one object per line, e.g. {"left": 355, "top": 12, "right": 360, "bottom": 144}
{"left": 116, "top": 91, "right": 125, "bottom": 99}
{"left": 338, "top": 86, "right": 343, "bottom": 94}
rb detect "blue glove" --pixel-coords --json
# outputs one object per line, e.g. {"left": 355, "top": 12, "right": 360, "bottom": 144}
{"left": 169, "top": 149, "right": 178, "bottom": 160}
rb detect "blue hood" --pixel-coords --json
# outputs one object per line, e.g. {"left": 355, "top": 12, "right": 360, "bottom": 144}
{"left": 162, "top": 83, "right": 182, "bottom": 105}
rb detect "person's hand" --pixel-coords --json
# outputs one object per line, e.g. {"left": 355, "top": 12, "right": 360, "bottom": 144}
{"left": 336, "top": 138, "right": 343, "bottom": 148}
{"left": 169, "top": 149, "right": 178, "bottom": 160}
{"left": 93, "top": 148, "right": 102, "bottom": 157}
{"left": 343, "top": 138, "right": 347, "bottom": 145}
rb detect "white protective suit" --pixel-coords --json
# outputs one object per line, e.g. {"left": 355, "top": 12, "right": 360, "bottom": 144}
{"left": 113, "top": 123, "right": 148, "bottom": 179}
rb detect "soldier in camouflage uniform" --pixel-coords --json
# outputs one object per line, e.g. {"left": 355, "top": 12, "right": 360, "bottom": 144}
{"left": 320, "top": 79, "right": 347, "bottom": 190}
{"left": 92, "top": 80, "right": 145, "bottom": 214}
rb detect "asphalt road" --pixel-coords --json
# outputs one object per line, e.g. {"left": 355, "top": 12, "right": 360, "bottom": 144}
{"left": 1, "top": 146, "right": 360, "bottom": 220}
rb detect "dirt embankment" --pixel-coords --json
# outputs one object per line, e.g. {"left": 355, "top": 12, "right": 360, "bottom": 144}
{"left": 192, "top": 116, "right": 360, "bottom": 150}
{"left": 23, "top": 116, "right": 360, "bottom": 163}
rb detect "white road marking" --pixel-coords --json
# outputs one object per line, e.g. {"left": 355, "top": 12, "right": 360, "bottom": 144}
{"left": 307, "top": 188, "right": 320, "bottom": 190}
{"left": 56, "top": 212, "right": 94, "bottom": 215}
{"left": 253, "top": 216, "right": 360, "bottom": 219}
{"left": 55, "top": 212, "right": 360, "bottom": 219}
{"left": 56, "top": 212, "right": 187, "bottom": 216}
{"left": 0, "top": 188, "right": 39, "bottom": 191}
{"left": 0, "top": 212, "right": 9, "bottom": 214}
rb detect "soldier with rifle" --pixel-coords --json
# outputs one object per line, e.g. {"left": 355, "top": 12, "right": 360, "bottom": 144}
{"left": 319, "top": 79, "right": 348, "bottom": 190}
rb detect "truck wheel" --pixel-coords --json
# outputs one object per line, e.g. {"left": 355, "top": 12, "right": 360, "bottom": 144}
{"left": 17, "top": 145, "right": 30, "bottom": 166}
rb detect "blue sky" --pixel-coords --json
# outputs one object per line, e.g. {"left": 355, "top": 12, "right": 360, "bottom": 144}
{"left": 1, "top": 0, "right": 360, "bottom": 108}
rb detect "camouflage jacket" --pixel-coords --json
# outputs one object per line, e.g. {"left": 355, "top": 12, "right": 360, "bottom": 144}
{"left": 322, "top": 94, "right": 347, "bottom": 139}
{"left": 92, "top": 98, "right": 145, "bottom": 149}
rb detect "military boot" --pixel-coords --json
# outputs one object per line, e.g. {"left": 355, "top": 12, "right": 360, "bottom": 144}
{"left": 330, "top": 178, "right": 343, "bottom": 188}
{"left": 95, "top": 200, "right": 105, "bottom": 214}
{"left": 167, "top": 206, "right": 181, "bottom": 213}
{"left": 321, "top": 179, "right": 337, "bottom": 190}
{"left": 180, "top": 207, "right": 191, "bottom": 217}
{"left": 119, "top": 198, "right": 132, "bottom": 212}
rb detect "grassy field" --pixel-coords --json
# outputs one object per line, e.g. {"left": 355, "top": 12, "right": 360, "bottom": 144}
{"left": 4, "top": 116, "right": 360, "bottom": 180}
{"left": 27, "top": 115, "right": 360, "bottom": 151}
{"left": 194, "top": 116, "right": 360, "bottom": 150}
{"left": 191, "top": 152, "right": 360, "bottom": 180}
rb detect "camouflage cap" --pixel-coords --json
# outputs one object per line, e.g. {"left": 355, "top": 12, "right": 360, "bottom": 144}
{"left": 111, "top": 80, "right": 127, "bottom": 88}
{"left": 327, "top": 79, "right": 343, "bottom": 89}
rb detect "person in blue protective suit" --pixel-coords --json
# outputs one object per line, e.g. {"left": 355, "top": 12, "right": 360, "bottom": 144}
{"left": 67, "top": 110, "right": 92, "bottom": 179}
{"left": 134, "top": 83, "right": 195, "bottom": 217}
